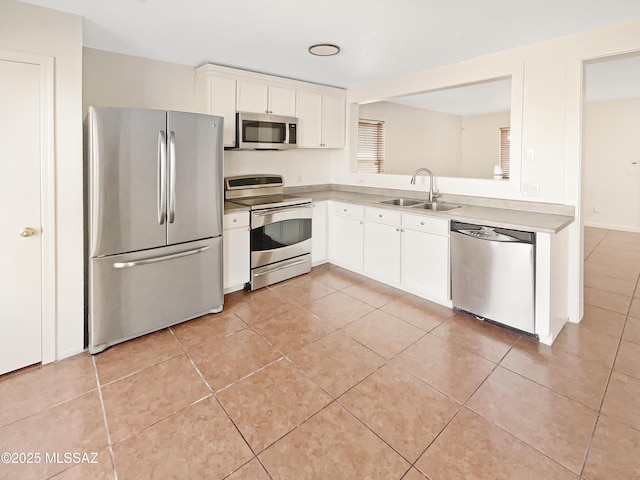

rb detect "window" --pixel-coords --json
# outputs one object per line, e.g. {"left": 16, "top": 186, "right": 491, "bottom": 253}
{"left": 499, "top": 127, "right": 510, "bottom": 179}
{"left": 358, "top": 119, "right": 385, "bottom": 173}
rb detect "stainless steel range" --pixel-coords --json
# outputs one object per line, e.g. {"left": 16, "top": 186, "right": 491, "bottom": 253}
{"left": 225, "top": 175, "right": 312, "bottom": 290}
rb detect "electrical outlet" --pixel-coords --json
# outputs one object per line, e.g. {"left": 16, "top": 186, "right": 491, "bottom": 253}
{"left": 521, "top": 183, "right": 540, "bottom": 197}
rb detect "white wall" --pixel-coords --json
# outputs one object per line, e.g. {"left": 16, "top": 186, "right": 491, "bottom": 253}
{"left": 0, "top": 0, "right": 83, "bottom": 359}
{"left": 83, "top": 48, "right": 196, "bottom": 113}
{"left": 83, "top": 48, "right": 334, "bottom": 187}
{"left": 357, "top": 102, "right": 508, "bottom": 179}
{"left": 583, "top": 98, "right": 640, "bottom": 231}
{"left": 358, "top": 102, "right": 462, "bottom": 176}
{"left": 461, "top": 111, "right": 510, "bottom": 179}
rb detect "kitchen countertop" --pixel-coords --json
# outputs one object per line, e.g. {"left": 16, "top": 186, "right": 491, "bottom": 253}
{"left": 223, "top": 201, "right": 250, "bottom": 214}
{"left": 304, "top": 189, "right": 574, "bottom": 234}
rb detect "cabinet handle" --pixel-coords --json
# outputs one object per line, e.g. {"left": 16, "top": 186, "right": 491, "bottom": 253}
{"left": 420, "top": 221, "right": 425, "bottom": 226}
{"left": 343, "top": 208, "right": 347, "bottom": 212}
{"left": 233, "top": 218, "right": 237, "bottom": 223}
{"left": 396, "top": 227, "right": 401, "bottom": 232}
{"left": 379, "top": 214, "right": 383, "bottom": 218}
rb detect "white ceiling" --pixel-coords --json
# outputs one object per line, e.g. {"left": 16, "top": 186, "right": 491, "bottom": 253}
{"left": 19, "top": 0, "right": 640, "bottom": 89}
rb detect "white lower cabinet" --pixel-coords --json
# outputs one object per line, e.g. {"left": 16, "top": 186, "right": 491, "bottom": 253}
{"left": 328, "top": 202, "right": 364, "bottom": 272}
{"left": 400, "top": 213, "right": 450, "bottom": 302}
{"left": 311, "top": 201, "right": 328, "bottom": 264}
{"left": 223, "top": 211, "right": 250, "bottom": 293}
{"left": 327, "top": 202, "right": 451, "bottom": 305}
{"left": 363, "top": 208, "right": 402, "bottom": 283}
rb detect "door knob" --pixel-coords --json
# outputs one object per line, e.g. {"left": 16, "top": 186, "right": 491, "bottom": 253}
{"left": 19, "top": 227, "right": 36, "bottom": 237}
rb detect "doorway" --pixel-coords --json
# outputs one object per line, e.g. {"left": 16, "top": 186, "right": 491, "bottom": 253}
{"left": 583, "top": 52, "right": 640, "bottom": 233}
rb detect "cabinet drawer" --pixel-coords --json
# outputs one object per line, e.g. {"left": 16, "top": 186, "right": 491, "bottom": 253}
{"left": 329, "top": 202, "right": 364, "bottom": 218}
{"left": 402, "top": 213, "right": 449, "bottom": 235}
{"left": 224, "top": 211, "right": 249, "bottom": 230}
{"left": 364, "top": 207, "right": 401, "bottom": 226}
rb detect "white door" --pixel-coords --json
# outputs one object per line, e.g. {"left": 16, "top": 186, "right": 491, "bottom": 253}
{"left": 0, "top": 58, "right": 42, "bottom": 375}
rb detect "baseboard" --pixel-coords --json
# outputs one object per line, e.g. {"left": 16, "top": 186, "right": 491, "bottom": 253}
{"left": 583, "top": 221, "right": 640, "bottom": 234}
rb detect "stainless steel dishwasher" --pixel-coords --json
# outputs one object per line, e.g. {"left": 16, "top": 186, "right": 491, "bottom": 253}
{"left": 450, "top": 221, "right": 535, "bottom": 334}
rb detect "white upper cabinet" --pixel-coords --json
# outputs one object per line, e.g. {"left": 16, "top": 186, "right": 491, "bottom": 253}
{"left": 296, "top": 90, "right": 322, "bottom": 147}
{"left": 195, "top": 70, "right": 237, "bottom": 148}
{"left": 297, "top": 91, "right": 345, "bottom": 148}
{"left": 237, "top": 80, "right": 296, "bottom": 116}
{"left": 195, "top": 63, "right": 346, "bottom": 149}
{"left": 321, "top": 94, "right": 346, "bottom": 148}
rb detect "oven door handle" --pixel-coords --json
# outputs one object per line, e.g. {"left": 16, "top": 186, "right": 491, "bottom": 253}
{"left": 252, "top": 205, "right": 312, "bottom": 228}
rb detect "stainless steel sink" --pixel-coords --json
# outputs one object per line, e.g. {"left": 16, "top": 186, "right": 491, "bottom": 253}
{"left": 379, "top": 198, "right": 424, "bottom": 207}
{"left": 412, "top": 202, "right": 462, "bottom": 212}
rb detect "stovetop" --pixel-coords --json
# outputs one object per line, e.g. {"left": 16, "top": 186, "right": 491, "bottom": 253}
{"left": 228, "top": 194, "right": 312, "bottom": 210}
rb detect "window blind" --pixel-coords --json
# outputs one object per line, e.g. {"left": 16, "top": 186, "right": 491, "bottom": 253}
{"left": 358, "top": 119, "right": 385, "bottom": 173}
{"left": 499, "top": 127, "right": 510, "bottom": 179}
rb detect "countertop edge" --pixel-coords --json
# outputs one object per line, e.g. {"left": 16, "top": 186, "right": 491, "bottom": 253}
{"left": 305, "top": 190, "right": 574, "bottom": 234}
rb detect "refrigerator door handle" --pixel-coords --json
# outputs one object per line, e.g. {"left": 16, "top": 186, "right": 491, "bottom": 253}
{"left": 168, "top": 131, "right": 176, "bottom": 223}
{"left": 158, "top": 131, "right": 167, "bottom": 225}
{"left": 112, "top": 245, "right": 211, "bottom": 269}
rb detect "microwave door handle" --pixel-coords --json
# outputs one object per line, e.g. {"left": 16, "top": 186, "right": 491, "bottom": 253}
{"left": 284, "top": 123, "right": 290, "bottom": 145}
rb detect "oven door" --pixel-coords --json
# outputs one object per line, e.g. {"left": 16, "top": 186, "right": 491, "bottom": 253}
{"left": 251, "top": 204, "right": 312, "bottom": 268}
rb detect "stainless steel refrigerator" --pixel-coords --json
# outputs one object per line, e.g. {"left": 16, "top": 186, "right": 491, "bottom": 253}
{"left": 87, "top": 107, "right": 224, "bottom": 354}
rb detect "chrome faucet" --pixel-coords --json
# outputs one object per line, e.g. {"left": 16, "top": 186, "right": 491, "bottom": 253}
{"left": 410, "top": 168, "right": 436, "bottom": 202}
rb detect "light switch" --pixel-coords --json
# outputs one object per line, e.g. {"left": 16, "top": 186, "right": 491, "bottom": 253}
{"left": 524, "top": 148, "right": 535, "bottom": 163}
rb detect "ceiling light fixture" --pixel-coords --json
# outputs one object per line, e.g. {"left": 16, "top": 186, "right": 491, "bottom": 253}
{"left": 308, "top": 44, "right": 340, "bottom": 56}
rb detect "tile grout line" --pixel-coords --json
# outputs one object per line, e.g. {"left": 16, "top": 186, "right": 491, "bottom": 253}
{"left": 579, "top": 253, "right": 640, "bottom": 478}
{"left": 91, "top": 355, "right": 118, "bottom": 480}
{"left": 167, "top": 327, "right": 273, "bottom": 478}
{"left": 583, "top": 228, "right": 608, "bottom": 261}
{"left": 578, "top": 316, "right": 627, "bottom": 477}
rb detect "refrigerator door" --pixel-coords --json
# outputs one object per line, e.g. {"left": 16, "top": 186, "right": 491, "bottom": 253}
{"left": 89, "top": 107, "right": 168, "bottom": 257}
{"left": 89, "top": 237, "right": 223, "bottom": 353}
{"left": 166, "top": 111, "right": 223, "bottom": 245}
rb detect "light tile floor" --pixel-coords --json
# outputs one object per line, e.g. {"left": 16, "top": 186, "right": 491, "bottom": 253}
{"left": 1, "top": 226, "right": 639, "bottom": 479}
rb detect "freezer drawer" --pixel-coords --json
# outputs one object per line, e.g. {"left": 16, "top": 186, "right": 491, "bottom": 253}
{"left": 450, "top": 226, "right": 535, "bottom": 333}
{"left": 89, "top": 237, "right": 223, "bottom": 353}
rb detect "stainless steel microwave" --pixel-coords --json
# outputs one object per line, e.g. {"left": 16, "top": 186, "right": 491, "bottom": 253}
{"left": 231, "top": 112, "right": 298, "bottom": 150}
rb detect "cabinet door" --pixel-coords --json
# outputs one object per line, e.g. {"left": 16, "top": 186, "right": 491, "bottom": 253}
{"left": 364, "top": 221, "right": 401, "bottom": 283}
{"left": 202, "top": 75, "right": 237, "bottom": 148}
{"left": 322, "top": 94, "right": 346, "bottom": 148}
{"left": 296, "top": 90, "right": 323, "bottom": 147}
{"left": 223, "top": 225, "right": 250, "bottom": 291}
{"left": 329, "top": 214, "right": 363, "bottom": 272}
{"left": 402, "top": 228, "right": 449, "bottom": 300}
{"left": 269, "top": 86, "right": 296, "bottom": 116}
{"left": 237, "top": 80, "right": 268, "bottom": 113}
{"left": 311, "top": 201, "right": 328, "bottom": 264}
